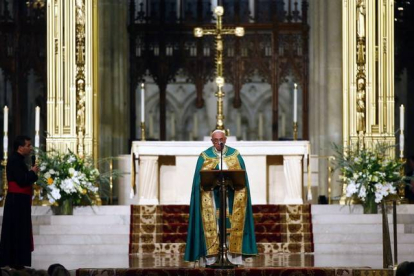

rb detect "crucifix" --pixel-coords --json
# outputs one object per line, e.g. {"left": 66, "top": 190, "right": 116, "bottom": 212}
{"left": 194, "top": 6, "right": 244, "bottom": 132}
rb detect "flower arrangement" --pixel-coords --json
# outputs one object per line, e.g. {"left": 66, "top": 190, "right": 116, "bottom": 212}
{"left": 36, "top": 149, "right": 109, "bottom": 206}
{"left": 334, "top": 143, "right": 404, "bottom": 207}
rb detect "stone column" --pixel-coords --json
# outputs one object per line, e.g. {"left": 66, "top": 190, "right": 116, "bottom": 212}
{"left": 308, "top": 0, "right": 342, "bottom": 200}
{"left": 98, "top": 0, "right": 129, "bottom": 159}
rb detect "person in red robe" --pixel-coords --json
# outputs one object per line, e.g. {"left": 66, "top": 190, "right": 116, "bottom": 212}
{"left": 0, "top": 135, "right": 39, "bottom": 269}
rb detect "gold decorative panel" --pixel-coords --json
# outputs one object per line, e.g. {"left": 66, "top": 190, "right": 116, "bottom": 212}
{"left": 46, "top": 0, "right": 98, "bottom": 159}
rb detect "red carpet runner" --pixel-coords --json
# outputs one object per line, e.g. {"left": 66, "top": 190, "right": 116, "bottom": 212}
{"left": 129, "top": 205, "right": 313, "bottom": 254}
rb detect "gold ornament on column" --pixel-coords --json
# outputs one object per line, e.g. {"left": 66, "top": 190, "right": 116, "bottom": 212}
{"left": 75, "top": 0, "right": 86, "bottom": 159}
{"left": 356, "top": 0, "right": 366, "bottom": 140}
{"left": 194, "top": 6, "right": 244, "bottom": 132}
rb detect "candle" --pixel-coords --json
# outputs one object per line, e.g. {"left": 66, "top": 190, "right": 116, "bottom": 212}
{"left": 3, "top": 106, "right": 8, "bottom": 133}
{"left": 3, "top": 106, "right": 8, "bottom": 156}
{"left": 281, "top": 113, "right": 286, "bottom": 137}
{"left": 35, "top": 106, "right": 40, "bottom": 131}
{"left": 400, "top": 105, "right": 405, "bottom": 154}
{"left": 149, "top": 113, "right": 154, "bottom": 138}
{"left": 141, "top": 83, "right": 145, "bottom": 123}
{"left": 236, "top": 113, "right": 241, "bottom": 138}
{"left": 293, "top": 83, "right": 298, "bottom": 122}
{"left": 171, "top": 113, "right": 176, "bottom": 139}
{"left": 258, "top": 113, "right": 264, "bottom": 140}
{"left": 193, "top": 113, "right": 198, "bottom": 139}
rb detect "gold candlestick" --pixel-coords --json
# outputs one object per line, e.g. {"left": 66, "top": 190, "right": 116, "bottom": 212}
{"left": 398, "top": 157, "right": 407, "bottom": 203}
{"left": 293, "top": 122, "right": 298, "bottom": 141}
{"left": 141, "top": 122, "right": 146, "bottom": 141}
{"left": 0, "top": 159, "right": 7, "bottom": 206}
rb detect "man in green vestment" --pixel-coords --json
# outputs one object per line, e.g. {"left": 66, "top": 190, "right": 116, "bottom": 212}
{"left": 184, "top": 130, "right": 258, "bottom": 265}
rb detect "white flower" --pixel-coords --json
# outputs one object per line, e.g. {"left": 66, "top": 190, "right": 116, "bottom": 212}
{"left": 48, "top": 184, "right": 62, "bottom": 203}
{"left": 358, "top": 186, "right": 367, "bottom": 200}
{"left": 44, "top": 172, "right": 51, "bottom": 180}
{"left": 68, "top": 156, "right": 77, "bottom": 163}
{"left": 49, "top": 169, "right": 56, "bottom": 175}
{"left": 40, "top": 166, "right": 46, "bottom": 171}
{"left": 346, "top": 181, "right": 358, "bottom": 197}
{"left": 61, "top": 178, "right": 77, "bottom": 194}
{"left": 68, "top": 167, "right": 76, "bottom": 176}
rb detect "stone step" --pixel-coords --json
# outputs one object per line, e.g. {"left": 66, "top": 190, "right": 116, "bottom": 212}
{"left": 311, "top": 204, "right": 414, "bottom": 215}
{"left": 313, "top": 233, "right": 414, "bottom": 244}
{"left": 312, "top": 223, "right": 405, "bottom": 234}
{"left": 50, "top": 215, "right": 130, "bottom": 225}
{"left": 33, "top": 244, "right": 128, "bottom": 255}
{"left": 312, "top": 214, "right": 401, "bottom": 224}
{"left": 39, "top": 225, "right": 129, "bottom": 235}
{"left": 314, "top": 243, "right": 414, "bottom": 255}
{"left": 34, "top": 234, "right": 129, "bottom": 245}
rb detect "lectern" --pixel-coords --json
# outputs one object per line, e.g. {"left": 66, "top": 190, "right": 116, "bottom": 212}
{"left": 200, "top": 169, "right": 246, "bottom": 268}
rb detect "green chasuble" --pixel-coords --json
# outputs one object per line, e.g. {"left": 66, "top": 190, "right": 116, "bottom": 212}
{"left": 184, "top": 146, "right": 258, "bottom": 262}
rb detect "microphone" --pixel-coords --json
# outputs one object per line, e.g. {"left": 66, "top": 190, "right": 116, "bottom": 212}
{"left": 219, "top": 142, "right": 224, "bottom": 151}
{"left": 31, "top": 155, "right": 36, "bottom": 166}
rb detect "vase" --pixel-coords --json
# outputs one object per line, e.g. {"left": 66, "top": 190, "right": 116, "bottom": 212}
{"left": 363, "top": 196, "right": 378, "bottom": 214}
{"left": 51, "top": 199, "right": 73, "bottom": 215}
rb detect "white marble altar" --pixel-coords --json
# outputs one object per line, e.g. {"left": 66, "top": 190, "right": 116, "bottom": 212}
{"left": 130, "top": 141, "right": 310, "bottom": 205}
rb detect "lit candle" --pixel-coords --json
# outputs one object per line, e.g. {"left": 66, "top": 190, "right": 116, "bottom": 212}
{"left": 141, "top": 83, "right": 145, "bottom": 123}
{"left": 3, "top": 106, "right": 8, "bottom": 133}
{"left": 400, "top": 104, "right": 404, "bottom": 132}
{"left": 293, "top": 83, "right": 298, "bottom": 123}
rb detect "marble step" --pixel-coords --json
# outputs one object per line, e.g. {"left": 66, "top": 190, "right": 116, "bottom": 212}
{"left": 312, "top": 223, "right": 405, "bottom": 234}
{"left": 311, "top": 204, "right": 414, "bottom": 215}
{"left": 39, "top": 224, "right": 129, "bottom": 235}
{"left": 34, "top": 234, "right": 129, "bottom": 245}
{"left": 33, "top": 244, "right": 128, "bottom": 255}
{"left": 313, "top": 233, "right": 414, "bottom": 244}
{"left": 50, "top": 215, "right": 130, "bottom": 225}
{"left": 312, "top": 214, "right": 404, "bottom": 224}
{"left": 314, "top": 243, "right": 414, "bottom": 255}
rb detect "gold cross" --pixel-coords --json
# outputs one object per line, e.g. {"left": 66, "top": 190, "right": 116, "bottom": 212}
{"left": 194, "top": 6, "right": 244, "bottom": 131}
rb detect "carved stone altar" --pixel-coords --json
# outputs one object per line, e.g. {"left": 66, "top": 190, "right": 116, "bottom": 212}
{"left": 131, "top": 141, "right": 310, "bottom": 205}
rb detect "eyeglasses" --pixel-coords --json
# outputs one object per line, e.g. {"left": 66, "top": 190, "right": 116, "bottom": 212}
{"left": 211, "top": 139, "right": 225, "bottom": 144}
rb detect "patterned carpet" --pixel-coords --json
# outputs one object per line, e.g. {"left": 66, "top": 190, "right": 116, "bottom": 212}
{"left": 76, "top": 268, "right": 393, "bottom": 276}
{"left": 129, "top": 204, "right": 313, "bottom": 254}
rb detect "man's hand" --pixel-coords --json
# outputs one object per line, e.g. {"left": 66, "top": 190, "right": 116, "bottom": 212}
{"left": 31, "top": 165, "right": 40, "bottom": 174}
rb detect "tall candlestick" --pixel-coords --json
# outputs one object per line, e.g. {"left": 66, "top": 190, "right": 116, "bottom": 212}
{"left": 293, "top": 83, "right": 298, "bottom": 122}
{"left": 141, "top": 83, "right": 145, "bottom": 123}
{"left": 3, "top": 106, "right": 8, "bottom": 133}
